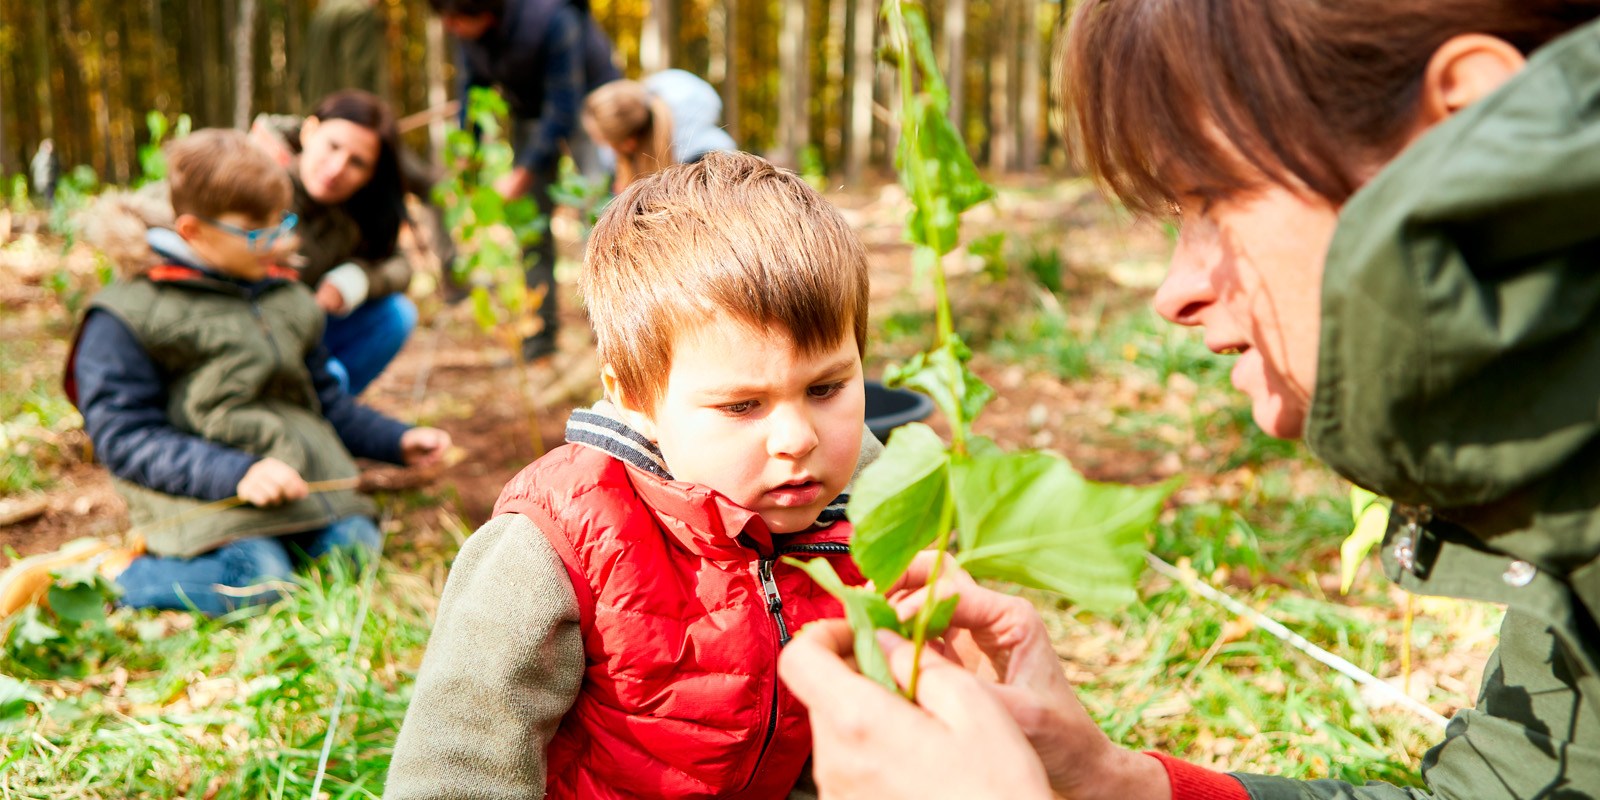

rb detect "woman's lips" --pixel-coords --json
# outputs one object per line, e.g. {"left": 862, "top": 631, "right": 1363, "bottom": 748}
{"left": 765, "top": 481, "right": 824, "bottom": 508}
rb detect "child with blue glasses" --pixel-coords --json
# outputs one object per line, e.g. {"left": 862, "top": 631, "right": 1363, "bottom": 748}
{"left": 0, "top": 129, "right": 453, "bottom": 620}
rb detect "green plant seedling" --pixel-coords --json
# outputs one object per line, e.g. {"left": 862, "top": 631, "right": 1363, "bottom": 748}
{"left": 435, "top": 86, "right": 553, "bottom": 457}
{"left": 792, "top": 0, "right": 1176, "bottom": 699}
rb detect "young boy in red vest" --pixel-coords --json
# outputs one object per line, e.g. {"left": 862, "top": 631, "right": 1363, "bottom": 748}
{"left": 386, "top": 151, "right": 879, "bottom": 800}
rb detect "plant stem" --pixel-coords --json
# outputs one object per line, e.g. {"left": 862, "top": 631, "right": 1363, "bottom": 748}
{"left": 886, "top": 0, "right": 967, "bottom": 456}
{"left": 905, "top": 488, "right": 955, "bottom": 700}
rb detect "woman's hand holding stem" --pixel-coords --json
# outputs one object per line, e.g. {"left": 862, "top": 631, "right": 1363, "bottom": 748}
{"left": 784, "top": 552, "right": 1172, "bottom": 800}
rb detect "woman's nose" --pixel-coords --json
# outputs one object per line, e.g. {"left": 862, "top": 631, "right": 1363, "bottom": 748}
{"left": 1152, "top": 228, "right": 1216, "bottom": 327}
{"left": 767, "top": 405, "right": 819, "bottom": 459}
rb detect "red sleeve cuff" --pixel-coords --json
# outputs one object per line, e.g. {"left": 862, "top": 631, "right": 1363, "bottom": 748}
{"left": 1146, "top": 752, "right": 1249, "bottom": 800}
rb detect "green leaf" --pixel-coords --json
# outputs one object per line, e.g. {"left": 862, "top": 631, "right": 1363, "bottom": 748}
{"left": 46, "top": 584, "right": 106, "bottom": 625}
{"left": 951, "top": 452, "right": 1173, "bottom": 612}
{"left": 847, "top": 423, "right": 950, "bottom": 589}
{"left": 898, "top": 97, "right": 994, "bottom": 254}
{"left": 0, "top": 674, "right": 41, "bottom": 731}
{"left": 469, "top": 286, "right": 498, "bottom": 332}
{"left": 884, "top": 337, "right": 994, "bottom": 429}
{"left": 146, "top": 111, "right": 167, "bottom": 143}
{"left": 9, "top": 607, "right": 61, "bottom": 646}
{"left": 469, "top": 189, "right": 505, "bottom": 227}
{"left": 783, "top": 557, "right": 901, "bottom": 690}
{"left": 969, "top": 232, "right": 1008, "bottom": 281}
{"left": 1340, "top": 488, "right": 1392, "bottom": 594}
{"left": 901, "top": 7, "right": 947, "bottom": 107}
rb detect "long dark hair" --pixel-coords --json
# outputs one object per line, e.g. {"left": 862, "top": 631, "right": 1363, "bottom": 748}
{"left": 299, "top": 90, "right": 407, "bottom": 260}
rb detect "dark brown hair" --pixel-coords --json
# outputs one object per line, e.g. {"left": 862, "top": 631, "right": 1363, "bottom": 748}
{"left": 582, "top": 151, "right": 870, "bottom": 413}
{"left": 168, "top": 129, "right": 293, "bottom": 221}
{"left": 1063, "top": 0, "right": 1600, "bottom": 216}
{"left": 300, "top": 90, "right": 407, "bottom": 260}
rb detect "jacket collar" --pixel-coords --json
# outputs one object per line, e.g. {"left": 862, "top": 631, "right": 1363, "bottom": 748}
{"left": 143, "top": 228, "right": 297, "bottom": 294}
{"left": 564, "top": 401, "right": 856, "bottom": 558}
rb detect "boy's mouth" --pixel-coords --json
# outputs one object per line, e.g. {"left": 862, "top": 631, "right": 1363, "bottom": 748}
{"left": 765, "top": 479, "right": 824, "bottom": 508}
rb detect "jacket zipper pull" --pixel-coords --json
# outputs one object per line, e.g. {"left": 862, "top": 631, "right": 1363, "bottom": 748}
{"left": 1393, "top": 504, "right": 1432, "bottom": 574}
{"left": 758, "top": 558, "right": 791, "bottom": 646}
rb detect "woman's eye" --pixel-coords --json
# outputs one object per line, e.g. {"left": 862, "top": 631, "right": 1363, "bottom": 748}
{"left": 808, "top": 382, "right": 845, "bottom": 399}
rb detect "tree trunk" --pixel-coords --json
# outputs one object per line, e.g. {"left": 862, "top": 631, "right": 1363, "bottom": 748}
{"left": 943, "top": 0, "right": 966, "bottom": 133}
{"left": 824, "top": 0, "right": 847, "bottom": 168}
{"left": 426, "top": 14, "right": 448, "bottom": 165}
{"left": 1018, "top": 0, "right": 1041, "bottom": 170}
{"left": 775, "top": 0, "right": 807, "bottom": 169}
{"left": 642, "top": 0, "right": 675, "bottom": 74}
{"left": 721, "top": 0, "right": 740, "bottom": 143}
{"left": 988, "top": 0, "right": 1014, "bottom": 173}
{"left": 234, "top": 0, "right": 257, "bottom": 129}
{"left": 845, "top": 0, "right": 873, "bottom": 185}
{"left": 51, "top": 0, "right": 88, "bottom": 169}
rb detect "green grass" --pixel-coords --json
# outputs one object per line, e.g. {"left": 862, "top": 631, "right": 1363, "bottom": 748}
{"left": 0, "top": 343, "right": 82, "bottom": 497}
{"left": 1, "top": 555, "right": 437, "bottom": 799}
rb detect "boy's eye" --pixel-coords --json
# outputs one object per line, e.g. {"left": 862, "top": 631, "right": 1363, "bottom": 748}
{"left": 718, "top": 400, "right": 757, "bottom": 416}
{"left": 808, "top": 382, "right": 845, "bottom": 399}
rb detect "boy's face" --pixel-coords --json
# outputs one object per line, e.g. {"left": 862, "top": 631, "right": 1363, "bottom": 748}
{"left": 617, "top": 318, "right": 866, "bottom": 534}
{"left": 175, "top": 210, "right": 294, "bottom": 282}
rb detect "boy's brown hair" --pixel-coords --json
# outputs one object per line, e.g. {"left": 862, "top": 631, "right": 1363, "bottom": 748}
{"left": 582, "top": 151, "right": 870, "bottom": 413}
{"left": 167, "top": 129, "right": 292, "bottom": 221}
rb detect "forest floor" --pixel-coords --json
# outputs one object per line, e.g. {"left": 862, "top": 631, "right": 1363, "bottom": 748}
{"left": 0, "top": 178, "right": 1500, "bottom": 798}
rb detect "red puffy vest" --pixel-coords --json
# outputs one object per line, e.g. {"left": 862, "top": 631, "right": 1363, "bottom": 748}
{"left": 493, "top": 443, "right": 865, "bottom": 799}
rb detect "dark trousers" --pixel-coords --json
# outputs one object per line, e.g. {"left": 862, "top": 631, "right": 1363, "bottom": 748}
{"left": 510, "top": 120, "right": 607, "bottom": 342}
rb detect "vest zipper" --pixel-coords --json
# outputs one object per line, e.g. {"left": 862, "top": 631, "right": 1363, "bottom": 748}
{"left": 744, "top": 540, "right": 852, "bottom": 792}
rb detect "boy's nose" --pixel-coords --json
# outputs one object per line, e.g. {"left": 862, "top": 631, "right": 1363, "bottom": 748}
{"left": 766, "top": 405, "right": 819, "bottom": 459}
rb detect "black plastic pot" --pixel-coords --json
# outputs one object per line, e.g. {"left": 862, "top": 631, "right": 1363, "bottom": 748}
{"left": 864, "top": 381, "right": 935, "bottom": 442}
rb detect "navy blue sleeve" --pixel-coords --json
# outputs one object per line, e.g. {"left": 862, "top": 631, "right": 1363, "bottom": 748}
{"left": 75, "top": 310, "right": 257, "bottom": 501}
{"left": 515, "top": 7, "right": 585, "bottom": 172}
{"left": 306, "top": 343, "right": 410, "bottom": 465}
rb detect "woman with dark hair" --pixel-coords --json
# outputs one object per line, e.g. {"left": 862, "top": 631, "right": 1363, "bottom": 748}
{"left": 251, "top": 89, "right": 417, "bottom": 396}
{"left": 780, "top": 3, "right": 1600, "bottom": 799}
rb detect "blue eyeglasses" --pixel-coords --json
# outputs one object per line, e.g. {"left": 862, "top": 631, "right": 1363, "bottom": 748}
{"left": 199, "top": 213, "right": 299, "bottom": 252}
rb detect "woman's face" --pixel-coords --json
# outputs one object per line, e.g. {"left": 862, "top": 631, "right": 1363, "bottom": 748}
{"left": 1146, "top": 35, "right": 1529, "bottom": 441}
{"left": 1153, "top": 185, "right": 1339, "bottom": 439}
{"left": 298, "top": 116, "right": 381, "bottom": 205}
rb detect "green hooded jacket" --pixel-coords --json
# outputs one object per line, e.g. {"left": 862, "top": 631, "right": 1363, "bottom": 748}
{"left": 1233, "top": 18, "right": 1600, "bottom": 800}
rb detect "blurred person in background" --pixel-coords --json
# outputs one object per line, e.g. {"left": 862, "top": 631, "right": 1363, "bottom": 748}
{"left": 429, "top": 0, "right": 619, "bottom": 361}
{"left": 582, "top": 70, "right": 737, "bottom": 194}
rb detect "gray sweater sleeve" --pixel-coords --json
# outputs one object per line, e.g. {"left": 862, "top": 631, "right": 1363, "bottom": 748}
{"left": 384, "top": 513, "right": 584, "bottom": 800}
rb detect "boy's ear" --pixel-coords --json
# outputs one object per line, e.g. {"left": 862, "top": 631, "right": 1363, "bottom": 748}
{"left": 173, "top": 214, "right": 203, "bottom": 242}
{"left": 601, "top": 364, "right": 656, "bottom": 441}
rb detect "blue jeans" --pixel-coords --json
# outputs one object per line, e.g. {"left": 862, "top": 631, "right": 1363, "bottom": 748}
{"left": 114, "top": 516, "right": 383, "bottom": 618}
{"left": 324, "top": 293, "right": 417, "bottom": 396}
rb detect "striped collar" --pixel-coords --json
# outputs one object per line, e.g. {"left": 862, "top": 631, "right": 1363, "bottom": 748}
{"left": 564, "top": 401, "right": 851, "bottom": 525}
